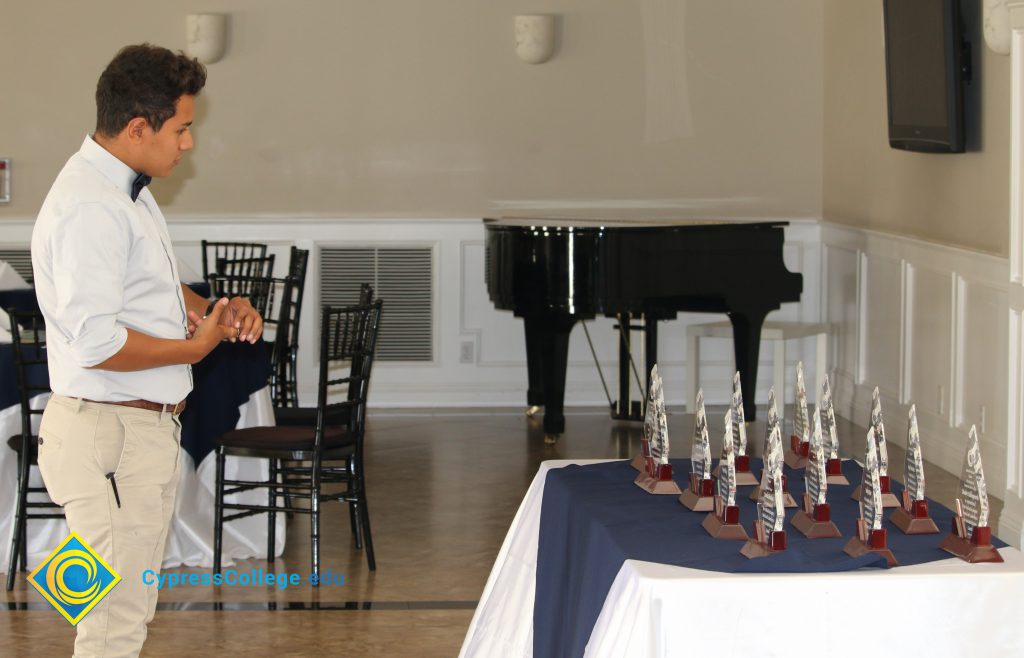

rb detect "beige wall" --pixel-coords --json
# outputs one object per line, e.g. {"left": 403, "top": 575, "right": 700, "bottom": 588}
{"left": 0, "top": 1, "right": 823, "bottom": 221}
{"left": 823, "top": 0, "right": 1010, "bottom": 256}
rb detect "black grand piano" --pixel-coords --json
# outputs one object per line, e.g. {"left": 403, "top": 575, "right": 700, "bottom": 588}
{"left": 484, "top": 218, "right": 803, "bottom": 438}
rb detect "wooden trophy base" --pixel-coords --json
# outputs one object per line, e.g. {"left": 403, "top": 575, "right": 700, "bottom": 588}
{"left": 741, "top": 523, "right": 786, "bottom": 559}
{"left": 679, "top": 475, "right": 715, "bottom": 511}
{"left": 630, "top": 453, "right": 646, "bottom": 472}
{"left": 748, "top": 485, "right": 797, "bottom": 508}
{"left": 890, "top": 498, "right": 939, "bottom": 535}
{"left": 849, "top": 476, "right": 900, "bottom": 508}
{"left": 939, "top": 525, "right": 1004, "bottom": 563}
{"left": 634, "top": 466, "right": 682, "bottom": 495}
{"left": 790, "top": 495, "right": 841, "bottom": 538}
{"left": 784, "top": 436, "right": 809, "bottom": 469}
{"left": 702, "top": 500, "right": 748, "bottom": 540}
{"left": 826, "top": 458, "right": 850, "bottom": 486}
{"left": 843, "top": 526, "right": 898, "bottom": 566}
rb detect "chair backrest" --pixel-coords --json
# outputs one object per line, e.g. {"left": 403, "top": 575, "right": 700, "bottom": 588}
{"left": 7, "top": 309, "right": 49, "bottom": 439}
{"left": 216, "top": 254, "right": 276, "bottom": 279}
{"left": 315, "top": 301, "right": 383, "bottom": 450}
{"left": 269, "top": 248, "right": 309, "bottom": 408}
{"left": 206, "top": 274, "right": 276, "bottom": 318}
{"left": 201, "top": 241, "right": 269, "bottom": 279}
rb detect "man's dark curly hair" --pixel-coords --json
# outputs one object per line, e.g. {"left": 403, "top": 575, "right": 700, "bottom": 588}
{"left": 95, "top": 44, "right": 207, "bottom": 138}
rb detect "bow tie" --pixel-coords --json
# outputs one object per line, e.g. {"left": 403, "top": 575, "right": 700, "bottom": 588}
{"left": 130, "top": 172, "right": 152, "bottom": 202}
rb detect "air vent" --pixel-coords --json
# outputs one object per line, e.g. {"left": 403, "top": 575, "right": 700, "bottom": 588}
{"left": 0, "top": 249, "right": 33, "bottom": 285}
{"left": 319, "top": 246, "right": 434, "bottom": 362}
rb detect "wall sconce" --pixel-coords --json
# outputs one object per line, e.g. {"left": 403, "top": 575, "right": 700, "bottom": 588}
{"left": 186, "top": 14, "right": 228, "bottom": 64}
{"left": 515, "top": 15, "right": 556, "bottom": 64}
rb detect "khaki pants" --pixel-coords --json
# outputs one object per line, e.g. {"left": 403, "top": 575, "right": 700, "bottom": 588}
{"left": 37, "top": 396, "right": 181, "bottom": 658}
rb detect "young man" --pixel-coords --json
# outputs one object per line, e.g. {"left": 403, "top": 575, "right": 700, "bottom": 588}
{"left": 31, "top": 44, "right": 263, "bottom": 656}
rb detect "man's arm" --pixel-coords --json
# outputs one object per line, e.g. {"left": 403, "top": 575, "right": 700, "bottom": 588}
{"left": 94, "top": 298, "right": 236, "bottom": 371}
{"left": 181, "top": 282, "right": 210, "bottom": 318}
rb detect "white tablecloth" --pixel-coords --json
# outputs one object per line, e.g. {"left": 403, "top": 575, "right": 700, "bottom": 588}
{"left": 0, "top": 388, "right": 285, "bottom": 573}
{"left": 461, "top": 460, "right": 1024, "bottom": 658}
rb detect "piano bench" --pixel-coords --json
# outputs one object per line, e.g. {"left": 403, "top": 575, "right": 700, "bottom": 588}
{"left": 685, "top": 321, "right": 829, "bottom": 408}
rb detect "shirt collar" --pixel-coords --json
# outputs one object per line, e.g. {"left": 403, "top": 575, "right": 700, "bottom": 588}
{"left": 78, "top": 134, "right": 145, "bottom": 201}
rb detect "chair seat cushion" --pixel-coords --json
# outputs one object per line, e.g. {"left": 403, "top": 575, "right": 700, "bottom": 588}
{"left": 216, "top": 425, "right": 354, "bottom": 451}
{"left": 7, "top": 434, "right": 39, "bottom": 460}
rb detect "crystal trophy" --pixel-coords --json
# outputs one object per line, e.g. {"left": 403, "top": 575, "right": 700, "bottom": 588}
{"left": 790, "top": 404, "right": 842, "bottom": 538}
{"left": 713, "top": 372, "right": 758, "bottom": 486}
{"left": 784, "top": 361, "right": 811, "bottom": 469}
{"left": 634, "top": 366, "right": 682, "bottom": 495}
{"left": 851, "top": 388, "right": 900, "bottom": 507}
{"left": 820, "top": 375, "right": 849, "bottom": 485}
{"left": 938, "top": 425, "right": 1003, "bottom": 562}
{"left": 843, "top": 428, "right": 898, "bottom": 566}
{"left": 679, "top": 388, "right": 716, "bottom": 511}
{"left": 632, "top": 365, "right": 660, "bottom": 471}
{"left": 702, "top": 412, "right": 749, "bottom": 540}
{"left": 749, "top": 388, "right": 796, "bottom": 507}
{"left": 742, "top": 425, "right": 788, "bottom": 558}
{"left": 890, "top": 404, "right": 940, "bottom": 534}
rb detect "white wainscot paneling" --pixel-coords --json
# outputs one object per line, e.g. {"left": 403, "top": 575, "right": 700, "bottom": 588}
{"left": 959, "top": 280, "right": 1009, "bottom": 494}
{"left": 825, "top": 244, "right": 859, "bottom": 389}
{"left": 907, "top": 265, "right": 953, "bottom": 422}
{"left": 860, "top": 253, "right": 903, "bottom": 401}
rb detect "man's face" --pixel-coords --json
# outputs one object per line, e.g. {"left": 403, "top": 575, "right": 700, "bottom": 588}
{"left": 139, "top": 94, "right": 195, "bottom": 178}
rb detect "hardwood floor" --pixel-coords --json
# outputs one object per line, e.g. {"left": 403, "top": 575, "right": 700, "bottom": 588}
{"left": 1, "top": 405, "right": 994, "bottom": 657}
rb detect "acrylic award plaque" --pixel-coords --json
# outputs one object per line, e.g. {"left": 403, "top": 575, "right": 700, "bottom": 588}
{"left": 742, "top": 426, "right": 788, "bottom": 558}
{"left": 679, "top": 388, "right": 716, "bottom": 511}
{"left": 791, "top": 405, "right": 842, "bottom": 538}
{"left": 713, "top": 372, "right": 758, "bottom": 486}
{"left": 820, "top": 375, "right": 849, "bottom": 485}
{"left": 702, "top": 421, "right": 749, "bottom": 540}
{"left": 750, "top": 389, "right": 796, "bottom": 507}
{"left": 632, "top": 365, "right": 660, "bottom": 471}
{"left": 784, "top": 361, "right": 811, "bottom": 469}
{"left": 843, "top": 428, "right": 898, "bottom": 566}
{"left": 890, "top": 404, "right": 939, "bottom": 534}
{"left": 851, "top": 388, "right": 900, "bottom": 507}
{"left": 938, "top": 425, "right": 1003, "bottom": 563}
{"left": 634, "top": 367, "right": 682, "bottom": 495}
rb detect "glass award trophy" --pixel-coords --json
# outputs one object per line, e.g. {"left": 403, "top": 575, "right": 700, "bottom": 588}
{"left": 679, "top": 388, "right": 716, "bottom": 511}
{"left": 634, "top": 366, "right": 682, "bottom": 495}
{"left": 939, "top": 425, "right": 1003, "bottom": 562}
{"left": 713, "top": 372, "right": 758, "bottom": 485}
{"left": 750, "top": 389, "right": 796, "bottom": 507}
{"left": 791, "top": 405, "right": 842, "bottom": 538}
{"left": 890, "top": 404, "right": 939, "bottom": 534}
{"left": 820, "top": 375, "right": 849, "bottom": 485}
{"left": 742, "top": 425, "right": 788, "bottom": 558}
{"left": 632, "top": 365, "right": 660, "bottom": 472}
{"left": 851, "top": 388, "right": 900, "bottom": 507}
{"left": 702, "top": 412, "right": 749, "bottom": 540}
{"left": 784, "top": 361, "right": 811, "bottom": 469}
{"left": 843, "top": 429, "right": 898, "bottom": 566}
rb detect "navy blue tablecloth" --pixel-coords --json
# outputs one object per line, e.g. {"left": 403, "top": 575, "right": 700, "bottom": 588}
{"left": 0, "top": 289, "right": 40, "bottom": 314}
{"left": 534, "top": 458, "right": 1007, "bottom": 658}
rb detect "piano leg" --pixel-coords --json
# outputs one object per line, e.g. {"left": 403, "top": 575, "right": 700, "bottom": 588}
{"left": 523, "top": 313, "right": 577, "bottom": 438}
{"left": 728, "top": 310, "right": 769, "bottom": 421}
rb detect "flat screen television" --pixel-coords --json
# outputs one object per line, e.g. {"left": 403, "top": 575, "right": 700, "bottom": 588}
{"left": 883, "top": 0, "right": 969, "bottom": 153}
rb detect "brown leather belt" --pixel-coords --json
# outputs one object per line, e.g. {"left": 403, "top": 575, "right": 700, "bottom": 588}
{"left": 85, "top": 399, "right": 187, "bottom": 415}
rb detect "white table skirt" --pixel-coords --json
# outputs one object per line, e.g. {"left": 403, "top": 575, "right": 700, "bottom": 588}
{"left": 461, "top": 459, "right": 1024, "bottom": 658}
{"left": 0, "top": 388, "right": 285, "bottom": 573}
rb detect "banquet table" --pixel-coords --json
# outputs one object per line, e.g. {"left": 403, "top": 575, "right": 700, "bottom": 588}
{"left": 0, "top": 337, "right": 283, "bottom": 573}
{"left": 460, "top": 459, "right": 1024, "bottom": 658}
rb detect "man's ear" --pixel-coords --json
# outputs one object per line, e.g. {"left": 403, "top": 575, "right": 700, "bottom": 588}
{"left": 125, "top": 117, "right": 149, "bottom": 144}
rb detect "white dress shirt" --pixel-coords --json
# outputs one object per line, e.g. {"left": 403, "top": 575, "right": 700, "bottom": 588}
{"left": 31, "top": 135, "right": 192, "bottom": 404}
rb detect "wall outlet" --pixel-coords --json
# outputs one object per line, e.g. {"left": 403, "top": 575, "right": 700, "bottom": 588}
{"left": 459, "top": 340, "right": 474, "bottom": 364}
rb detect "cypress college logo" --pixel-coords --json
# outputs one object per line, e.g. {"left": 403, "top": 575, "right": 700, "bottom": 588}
{"left": 28, "top": 532, "right": 121, "bottom": 625}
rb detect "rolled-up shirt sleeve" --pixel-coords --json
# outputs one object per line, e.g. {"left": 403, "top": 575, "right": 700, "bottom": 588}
{"left": 48, "top": 202, "right": 129, "bottom": 367}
